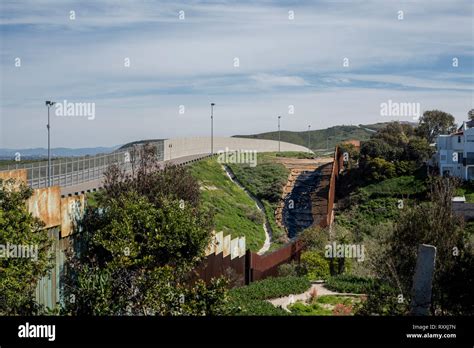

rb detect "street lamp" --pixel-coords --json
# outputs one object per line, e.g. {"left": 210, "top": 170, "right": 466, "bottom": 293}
{"left": 307, "top": 125, "right": 311, "bottom": 150}
{"left": 45, "top": 101, "right": 56, "bottom": 187}
{"left": 278, "top": 116, "right": 282, "bottom": 152}
{"left": 211, "top": 103, "right": 215, "bottom": 155}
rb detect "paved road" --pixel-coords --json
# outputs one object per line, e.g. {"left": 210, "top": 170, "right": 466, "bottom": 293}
{"left": 60, "top": 153, "right": 211, "bottom": 197}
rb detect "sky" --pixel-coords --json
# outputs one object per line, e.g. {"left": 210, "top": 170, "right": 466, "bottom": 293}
{"left": 0, "top": 0, "right": 473, "bottom": 149}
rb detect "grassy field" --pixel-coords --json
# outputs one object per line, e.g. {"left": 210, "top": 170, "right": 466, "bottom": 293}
{"left": 227, "top": 152, "right": 290, "bottom": 250}
{"left": 190, "top": 158, "right": 266, "bottom": 252}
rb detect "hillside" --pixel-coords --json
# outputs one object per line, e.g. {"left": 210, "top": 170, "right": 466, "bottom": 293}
{"left": 233, "top": 125, "right": 374, "bottom": 151}
{"left": 190, "top": 158, "right": 266, "bottom": 252}
{"left": 233, "top": 122, "right": 421, "bottom": 151}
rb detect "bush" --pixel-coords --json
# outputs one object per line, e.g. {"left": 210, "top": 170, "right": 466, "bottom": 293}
{"left": 363, "top": 157, "right": 396, "bottom": 181}
{"left": 325, "top": 275, "right": 375, "bottom": 294}
{"left": 226, "top": 276, "right": 311, "bottom": 316}
{"left": 278, "top": 262, "right": 299, "bottom": 277}
{"left": 229, "top": 276, "right": 311, "bottom": 301}
{"left": 300, "top": 251, "right": 331, "bottom": 281}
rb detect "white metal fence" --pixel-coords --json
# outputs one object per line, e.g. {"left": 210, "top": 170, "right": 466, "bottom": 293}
{"left": 0, "top": 144, "right": 165, "bottom": 189}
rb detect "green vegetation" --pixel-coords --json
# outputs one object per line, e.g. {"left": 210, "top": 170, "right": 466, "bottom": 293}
{"left": 0, "top": 179, "right": 53, "bottom": 315}
{"left": 63, "top": 146, "right": 230, "bottom": 315}
{"left": 455, "top": 181, "right": 474, "bottom": 203}
{"left": 360, "top": 175, "right": 426, "bottom": 197}
{"left": 190, "top": 158, "right": 265, "bottom": 251}
{"left": 325, "top": 275, "right": 375, "bottom": 294}
{"left": 227, "top": 276, "right": 311, "bottom": 316}
{"left": 299, "top": 251, "right": 331, "bottom": 281}
{"left": 234, "top": 125, "right": 373, "bottom": 151}
{"left": 227, "top": 153, "right": 289, "bottom": 249}
{"left": 288, "top": 295, "right": 360, "bottom": 316}
{"left": 275, "top": 151, "right": 315, "bottom": 159}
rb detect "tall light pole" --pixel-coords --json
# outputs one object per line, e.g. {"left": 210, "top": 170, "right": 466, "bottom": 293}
{"left": 211, "top": 103, "right": 215, "bottom": 155}
{"left": 307, "top": 125, "right": 311, "bottom": 150}
{"left": 45, "top": 101, "right": 56, "bottom": 187}
{"left": 278, "top": 116, "right": 281, "bottom": 152}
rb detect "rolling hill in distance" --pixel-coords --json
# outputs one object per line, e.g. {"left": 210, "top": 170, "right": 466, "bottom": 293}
{"left": 0, "top": 122, "right": 406, "bottom": 160}
{"left": 233, "top": 124, "right": 384, "bottom": 151}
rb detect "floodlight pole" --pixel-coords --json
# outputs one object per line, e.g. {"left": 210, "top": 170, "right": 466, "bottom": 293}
{"left": 278, "top": 116, "right": 281, "bottom": 152}
{"left": 211, "top": 103, "right": 215, "bottom": 155}
{"left": 45, "top": 101, "right": 56, "bottom": 187}
{"left": 308, "top": 125, "right": 311, "bottom": 149}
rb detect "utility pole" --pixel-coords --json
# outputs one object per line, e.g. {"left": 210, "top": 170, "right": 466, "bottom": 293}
{"left": 45, "top": 101, "right": 56, "bottom": 187}
{"left": 307, "top": 124, "right": 311, "bottom": 149}
{"left": 211, "top": 103, "right": 215, "bottom": 155}
{"left": 278, "top": 116, "right": 281, "bottom": 152}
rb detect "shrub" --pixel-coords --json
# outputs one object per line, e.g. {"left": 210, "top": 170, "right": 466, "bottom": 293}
{"left": 332, "top": 303, "right": 353, "bottom": 316}
{"left": 278, "top": 262, "right": 299, "bottom": 277}
{"left": 325, "top": 274, "right": 375, "bottom": 294}
{"left": 300, "top": 251, "right": 331, "bottom": 281}
{"left": 226, "top": 276, "right": 311, "bottom": 316}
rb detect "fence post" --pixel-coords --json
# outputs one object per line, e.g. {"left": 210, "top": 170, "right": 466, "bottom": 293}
{"left": 245, "top": 249, "right": 252, "bottom": 285}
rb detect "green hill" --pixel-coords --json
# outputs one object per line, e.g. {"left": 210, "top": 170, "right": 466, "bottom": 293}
{"left": 233, "top": 125, "right": 375, "bottom": 151}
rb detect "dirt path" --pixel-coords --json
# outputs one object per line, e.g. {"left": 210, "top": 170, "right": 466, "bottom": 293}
{"left": 267, "top": 282, "right": 363, "bottom": 311}
{"left": 222, "top": 165, "right": 271, "bottom": 255}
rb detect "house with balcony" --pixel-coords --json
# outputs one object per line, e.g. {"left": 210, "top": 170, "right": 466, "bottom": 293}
{"left": 435, "top": 120, "right": 474, "bottom": 180}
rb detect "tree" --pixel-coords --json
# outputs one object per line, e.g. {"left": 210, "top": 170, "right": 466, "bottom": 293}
{"left": 416, "top": 110, "right": 457, "bottom": 143}
{"left": 372, "top": 122, "right": 412, "bottom": 148}
{"left": 63, "top": 146, "right": 229, "bottom": 315}
{"left": 362, "top": 157, "right": 397, "bottom": 181}
{"left": 366, "top": 177, "right": 473, "bottom": 315}
{"left": 468, "top": 109, "right": 474, "bottom": 121}
{"left": 360, "top": 139, "right": 397, "bottom": 162}
{"left": 406, "top": 137, "right": 434, "bottom": 165}
{"left": 0, "top": 179, "right": 53, "bottom": 315}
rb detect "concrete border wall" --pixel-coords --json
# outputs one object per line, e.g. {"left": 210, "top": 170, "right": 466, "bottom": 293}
{"left": 163, "top": 137, "right": 311, "bottom": 160}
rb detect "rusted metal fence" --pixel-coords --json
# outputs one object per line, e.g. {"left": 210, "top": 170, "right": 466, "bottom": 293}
{"left": 197, "top": 239, "right": 304, "bottom": 285}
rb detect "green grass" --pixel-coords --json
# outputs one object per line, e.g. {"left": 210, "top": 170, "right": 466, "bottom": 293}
{"left": 227, "top": 153, "right": 289, "bottom": 202}
{"left": 234, "top": 125, "right": 374, "bottom": 151}
{"left": 455, "top": 182, "right": 474, "bottom": 203}
{"left": 360, "top": 175, "right": 427, "bottom": 197}
{"left": 190, "top": 158, "right": 265, "bottom": 252}
{"left": 325, "top": 275, "right": 375, "bottom": 294}
{"left": 227, "top": 276, "right": 311, "bottom": 316}
{"left": 227, "top": 153, "right": 289, "bottom": 251}
{"left": 337, "top": 174, "right": 428, "bottom": 237}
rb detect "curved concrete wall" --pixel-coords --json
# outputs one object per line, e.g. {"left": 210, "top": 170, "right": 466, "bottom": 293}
{"left": 163, "top": 137, "right": 311, "bottom": 160}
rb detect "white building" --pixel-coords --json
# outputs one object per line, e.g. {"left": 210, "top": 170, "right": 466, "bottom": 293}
{"left": 435, "top": 121, "right": 474, "bottom": 180}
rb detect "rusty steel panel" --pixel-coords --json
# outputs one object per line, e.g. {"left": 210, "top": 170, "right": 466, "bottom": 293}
{"left": 215, "top": 231, "right": 223, "bottom": 255}
{"left": 0, "top": 169, "right": 27, "bottom": 185}
{"left": 60, "top": 195, "right": 85, "bottom": 238}
{"left": 27, "top": 186, "right": 61, "bottom": 229}
{"left": 222, "top": 234, "right": 231, "bottom": 257}
{"left": 230, "top": 237, "right": 239, "bottom": 260}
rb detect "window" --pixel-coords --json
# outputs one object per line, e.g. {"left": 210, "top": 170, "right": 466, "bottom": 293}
{"left": 458, "top": 152, "right": 463, "bottom": 164}
{"left": 458, "top": 136, "right": 461, "bottom": 143}
{"left": 467, "top": 152, "right": 474, "bottom": 165}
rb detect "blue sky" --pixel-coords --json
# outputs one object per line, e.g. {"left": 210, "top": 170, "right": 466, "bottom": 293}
{"left": 0, "top": 0, "right": 473, "bottom": 148}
